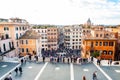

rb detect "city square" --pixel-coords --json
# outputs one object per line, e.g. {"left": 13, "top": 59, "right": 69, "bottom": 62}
{"left": 0, "top": 57, "right": 120, "bottom": 80}
{"left": 0, "top": 0, "right": 120, "bottom": 80}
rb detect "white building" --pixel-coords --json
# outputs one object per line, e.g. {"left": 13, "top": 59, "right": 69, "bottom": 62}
{"left": 32, "top": 26, "right": 58, "bottom": 52}
{"left": 0, "top": 33, "right": 15, "bottom": 61}
{"left": 33, "top": 28, "right": 48, "bottom": 51}
{"left": 64, "top": 25, "right": 82, "bottom": 50}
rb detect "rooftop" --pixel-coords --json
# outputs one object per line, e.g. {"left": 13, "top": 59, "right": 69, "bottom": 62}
{"left": 19, "top": 30, "right": 40, "bottom": 39}
{"left": 83, "top": 37, "right": 117, "bottom": 40}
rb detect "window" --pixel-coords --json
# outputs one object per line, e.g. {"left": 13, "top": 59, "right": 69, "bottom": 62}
{"left": 16, "top": 42, "right": 18, "bottom": 47}
{"left": 96, "top": 34, "right": 98, "bottom": 37}
{"left": 6, "top": 34, "right": 9, "bottom": 39}
{"left": 72, "top": 46, "right": 74, "bottom": 49}
{"left": 103, "top": 42, "right": 108, "bottom": 46}
{"left": 3, "top": 44, "right": 6, "bottom": 51}
{"left": 4, "top": 27, "right": 9, "bottom": 31}
{"left": 12, "top": 42, "right": 14, "bottom": 48}
{"left": 16, "top": 33, "right": 18, "bottom": 39}
{"left": 19, "top": 27, "right": 21, "bottom": 30}
{"left": 22, "top": 48, "right": 24, "bottom": 52}
{"left": 108, "top": 51, "right": 113, "bottom": 55}
{"left": 26, "top": 48, "right": 29, "bottom": 52}
{"left": 22, "top": 27, "right": 24, "bottom": 30}
{"left": 91, "top": 42, "right": 93, "bottom": 47}
{"left": 22, "top": 40, "right": 24, "bottom": 44}
{"left": 20, "top": 33, "right": 22, "bottom": 36}
{"left": 76, "top": 46, "right": 78, "bottom": 49}
{"left": 9, "top": 42, "right": 11, "bottom": 49}
{"left": 109, "top": 42, "right": 114, "bottom": 46}
{"left": 7, "top": 27, "right": 9, "bottom": 30}
{"left": 16, "top": 27, "right": 18, "bottom": 30}
{"left": 100, "top": 34, "right": 102, "bottom": 37}
{"left": 26, "top": 40, "right": 28, "bottom": 44}
{"left": 103, "top": 51, "right": 107, "bottom": 55}
{"left": 100, "top": 42, "right": 102, "bottom": 46}
{"left": 4, "top": 27, "right": 6, "bottom": 31}
{"left": 96, "top": 42, "right": 98, "bottom": 46}
{"left": 42, "top": 37, "right": 44, "bottom": 39}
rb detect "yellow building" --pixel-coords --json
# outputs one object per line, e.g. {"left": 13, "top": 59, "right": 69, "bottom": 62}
{"left": 19, "top": 30, "right": 41, "bottom": 56}
{"left": 82, "top": 26, "right": 117, "bottom": 60}
{"left": 0, "top": 18, "right": 30, "bottom": 56}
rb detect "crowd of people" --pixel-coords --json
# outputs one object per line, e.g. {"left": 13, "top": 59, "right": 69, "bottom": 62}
{"left": 4, "top": 53, "right": 105, "bottom": 80}
{"left": 25, "top": 54, "right": 94, "bottom": 65}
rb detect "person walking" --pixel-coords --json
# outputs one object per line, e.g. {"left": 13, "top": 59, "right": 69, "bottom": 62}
{"left": 21, "top": 59, "right": 23, "bottom": 64}
{"left": 63, "top": 57, "right": 65, "bottom": 63}
{"left": 108, "top": 59, "right": 110, "bottom": 66}
{"left": 14, "top": 67, "right": 18, "bottom": 74}
{"left": 70, "top": 56, "right": 73, "bottom": 63}
{"left": 29, "top": 55, "right": 32, "bottom": 60}
{"left": 93, "top": 71, "right": 97, "bottom": 80}
{"left": 110, "top": 59, "right": 112, "bottom": 66}
{"left": 4, "top": 77, "right": 9, "bottom": 80}
{"left": 19, "top": 67, "right": 22, "bottom": 74}
{"left": 82, "top": 75, "right": 86, "bottom": 80}
{"left": 67, "top": 57, "right": 69, "bottom": 64}
{"left": 8, "top": 73, "right": 12, "bottom": 80}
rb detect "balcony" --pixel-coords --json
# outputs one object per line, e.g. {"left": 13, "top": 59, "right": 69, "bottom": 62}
{"left": 0, "top": 34, "right": 10, "bottom": 40}
{"left": 0, "top": 47, "right": 15, "bottom": 56}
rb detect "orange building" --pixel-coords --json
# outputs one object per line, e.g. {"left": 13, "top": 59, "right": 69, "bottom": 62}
{"left": 47, "top": 27, "right": 58, "bottom": 51}
{"left": 0, "top": 18, "right": 30, "bottom": 57}
{"left": 81, "top": 26, "right": 117, "bottom": 60}
{"left": 19, "top": 30, "right": 41, "bottom": 56}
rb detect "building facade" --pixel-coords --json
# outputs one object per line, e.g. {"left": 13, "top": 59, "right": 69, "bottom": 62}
{"left": 32, "top": 25, "right": 58, "bottom": 54}
{"left": 19, "top": 30, "right": 41, "bottom": 56}
{"left": 0, "top": 34, "right": 15, "bottom": 61}
{"left": 64, "top": 25, "right": 82, "bottom": 50}
{"left": 0, "top": 18, "right": 30, "bottom": 57}
{"left": 81, "top": 26, "right": 117, "bottom": 60}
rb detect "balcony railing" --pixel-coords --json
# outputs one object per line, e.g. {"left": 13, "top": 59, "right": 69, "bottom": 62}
{"left": 0, "top": 37, "right": 10, "bottom": 40}
{"left": 0, "top": 47, "right": 15, "bottom": 56}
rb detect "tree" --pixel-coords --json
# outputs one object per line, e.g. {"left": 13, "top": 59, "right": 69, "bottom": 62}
{"left": 91, "top": 51, "right": 100, "bottom": 58}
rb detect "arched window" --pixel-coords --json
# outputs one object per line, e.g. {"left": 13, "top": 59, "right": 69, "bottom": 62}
{"left": 16, "top": 33, "right": 18, "bottom": 39}
{"left": 6, "top": 34, "right": 9, "bottom": 39}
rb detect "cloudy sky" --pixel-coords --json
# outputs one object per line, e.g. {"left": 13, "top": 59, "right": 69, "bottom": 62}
{"left": 0, "top": 0, "right": 120, "bottom": 25}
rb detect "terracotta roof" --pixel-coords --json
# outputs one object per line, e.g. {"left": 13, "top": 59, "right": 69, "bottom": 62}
{"left": 19, "top": 30, "right": 40, "bottom": 39}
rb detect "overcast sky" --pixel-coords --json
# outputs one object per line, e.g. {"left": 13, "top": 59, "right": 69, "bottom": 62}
{"left": 0, "top": 0, "right": 120, "bottom": 25}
